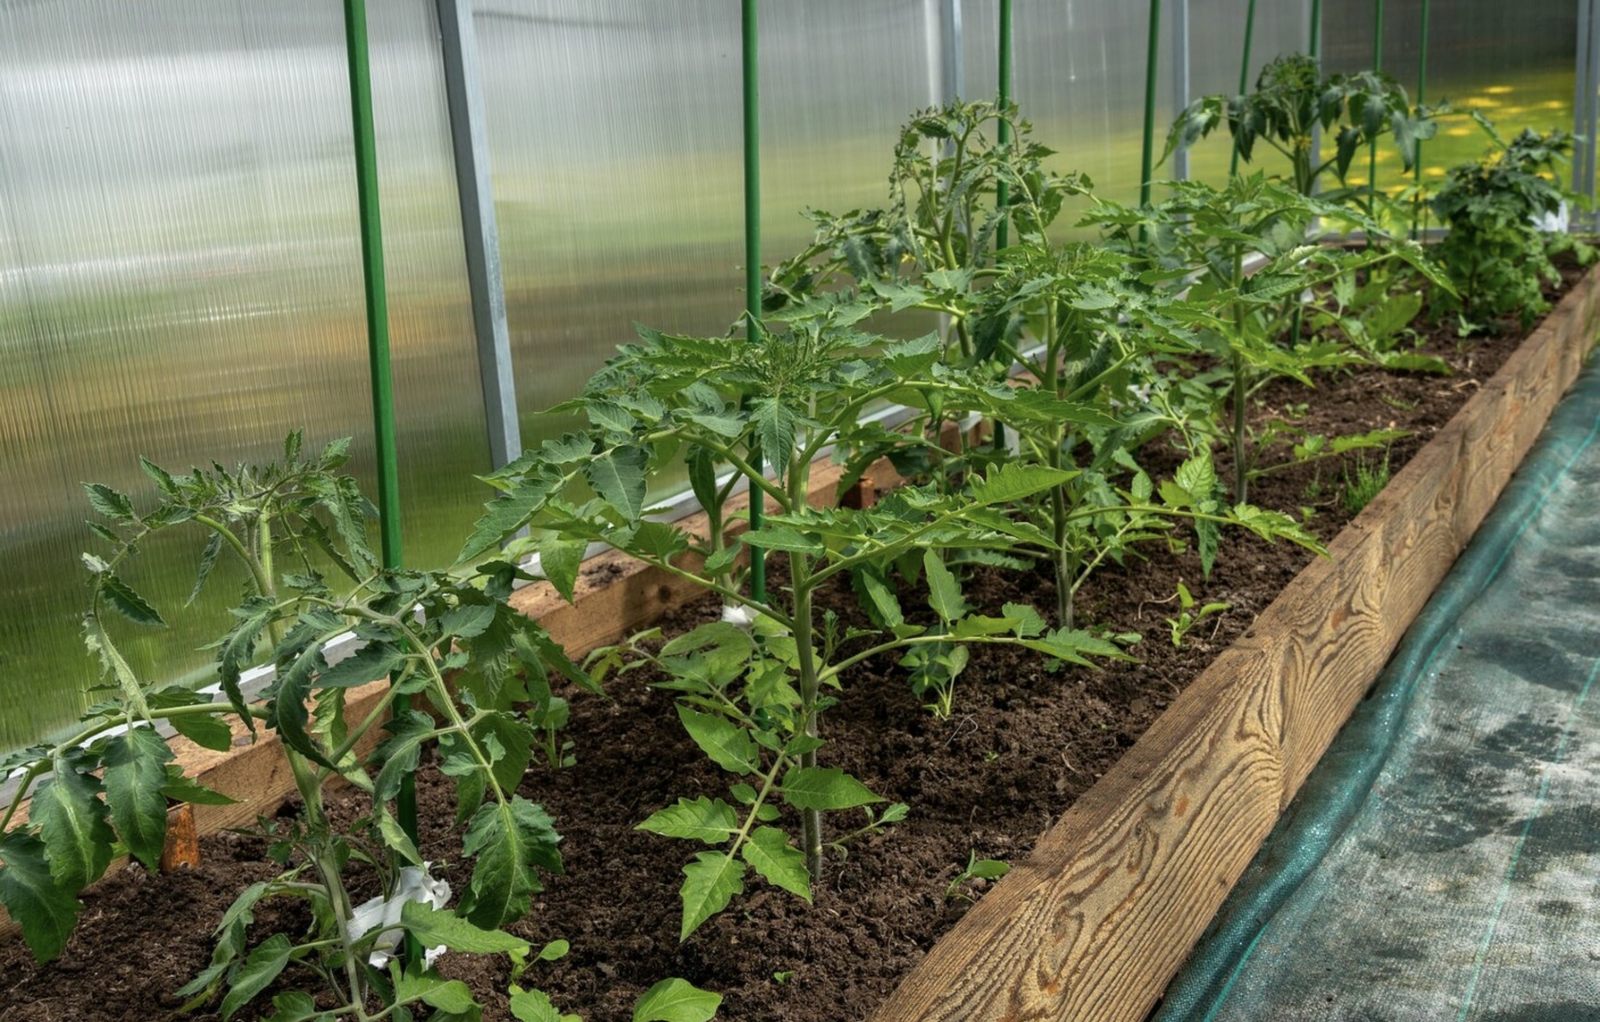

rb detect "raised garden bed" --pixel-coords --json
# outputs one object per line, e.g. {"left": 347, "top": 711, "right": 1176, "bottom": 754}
{"left": 2, "top": 263, "right": 1596, "bottom": 1022}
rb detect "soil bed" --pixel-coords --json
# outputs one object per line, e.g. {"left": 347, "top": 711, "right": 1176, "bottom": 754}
{"left": 0, "top": 275, "right": 1580, "bottom": 1022}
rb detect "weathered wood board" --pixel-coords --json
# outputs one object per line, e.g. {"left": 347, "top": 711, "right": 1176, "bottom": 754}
{"left": 866, "top": 269, "right": 1600, "bottom": 1022}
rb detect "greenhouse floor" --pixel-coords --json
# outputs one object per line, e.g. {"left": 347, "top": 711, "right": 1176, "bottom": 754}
{"left": 1155, "top": 353, "right": 1600, "bottom": 1022}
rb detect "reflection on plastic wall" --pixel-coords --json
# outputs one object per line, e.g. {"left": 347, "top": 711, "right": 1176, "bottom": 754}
{"left": 1323, "top": 0, "right": 1577, "bottom": 199}
{"left": 473, "top": 0, "right": 746, "bottom": 450}
{"left": 0, "top": 0, "right": 485, "bottom": 751}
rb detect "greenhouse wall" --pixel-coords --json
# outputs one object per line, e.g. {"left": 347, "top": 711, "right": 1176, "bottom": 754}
{"left": 0, "top": 0, "right": 1590, "bottom": 754}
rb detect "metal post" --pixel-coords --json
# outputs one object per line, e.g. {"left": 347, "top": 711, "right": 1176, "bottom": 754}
{"left": 997, "top": 0, "right": 1013, "bottom": 249}
{"left": 742, "top": 0, "right": 765, "bottom": 605}
{"left": 935, "top": 0, "right": 962, "bottom": 108}
{"left": 341, "top": 0, "right": 402, "bottom": 575}
{"left": 1577, "top": 0, "right": 1600, "bottom": 230}
{"left": 1141, "top": 0, "right": 1163, "bottom": 208}
{"left": 1310, "top": 0, "right": 1323, "bottom": 194}
{"left": 1587, "top": 0, "right": 1600, "bottom": 229}
{"left": 1171, "top": 0, "right": 1191, "bottom": 183}
{"left": 1230, "top": 0, "right": 1258, "bottom": 177}
{"left": 340, "top": 0, "right": 417, "bottom": 959}
{"left": 1411, "top": 0, "right": 1431, "bottom": 238}
{"left": 1368, "top": 0, "right": 1385, "bottom": 220}
{"left": 436, "top": 0, "right": 521, "bottom": 471}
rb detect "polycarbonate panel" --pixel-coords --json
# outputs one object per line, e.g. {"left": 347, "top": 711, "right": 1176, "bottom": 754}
{"left": 0, "top": 1, "right": 487, "bottom": 752}
{"left": 761, "top": 1, "right": 940, "bottom": 254}
{"left": 474, "top": 1, "right": 746, "bottom": 457}
{"left": 963, "top": 1, "right": 1177, "bottom": 234}
{"left": 1323, "top": 1, "right": 1577, "bottom": 203}
{"left": 1184, "top": 0, "right": 1315, "bottom": 186}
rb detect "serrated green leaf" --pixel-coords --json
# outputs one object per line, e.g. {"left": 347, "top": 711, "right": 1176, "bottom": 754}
{"left": 587, "top": 447, "right": 650, "bottom": 520}
{"left": 1175, "top": 454, "right": 1219, "bottom": 503}
{"left": 0, "top": 832, "right": 81, "bottom": 961}
{"left": 262, "top": 991, "right": 322, "bottom": 1022}
{"left": 98, "top": 572, "right": 164, "bottom": 627}
{"left": 168, "top": 709, "right": 234, "bottom": 752}
{"left": 83, "top": 483, "right": 135, "bottom": 523}
{"left": 922, "top": 551, "right": 968, "bottom": 623}
{"left": 103, "top": 728, "right": 172, "bottom": 868}
{"left": 852, "top": 568, "right": 904, "bottom": 630}
{"left": 421, "top": 979, "right": 479, "bottom": 1014}
{"left": 475, "top": 713, "right": 536, "bottom": 794}
{"left": 220, "top": 933, "right": 293, "bottom": 1020}
{"left": 318, "top": 643, "right": 405, "bottom": 690}
{"left": 679, "top": 852, "right": 745, "bottom": 941}
{"left": 400, "top": 901, "right": 530, "bottom": 955}
{"left": 677, "top": 706, "right": 758, "bottom": 775}
{"left": 441, "top": 603, "right": 497, "bottom": 640}
{"left": 458, "top": 475, "right": 560, "bottom": 565}
{"left": 376, "top": 807, "right": 424, "bottom": 866}
{"left": 374, "top": 711, "right": 435, "bottom": 801}
{"left": 1000, "top": 602, "right": 1047, "bottom": 638}
{"left": 139, "top": 456, "right": 178, "bottom": 495}
{"left": 269, "top": 641, "right": 334, "bottom": 769}
{"left": 969, "top": 463, "right": 1076, "bottom": 506}
{"left": 460, "top": 797, "right": 563, "bottom": 929}
{"left": 31, "top": 758, "right": 115, "bottom": 890}
{"left": 751, "top": 400, "right": 797, "bottom": 482}
{"left": 741, "top": 827, "right": 810, "bottom": 902}
{"left": 186, "top": 532, "right": 223, "bottom": 607}
{"left": 638, "top": 797, "right": 739, "bottom": 845}
{"left": 739, "top": 527, "right": 824, "bottom": 556}
{"left": 781, "top": 767, "right": 882, "bottom": 811}
{"left": 536, "top": 534, "right": 587, "bottom": 603}
{"left": 633, "top": 977, "right": 724, "bottom": 1022}
{"left": 160, "top": 767, "right": 239, "bottom": 807}
{"left": 510, "top": 987, "right": 562, "bottom": 1022}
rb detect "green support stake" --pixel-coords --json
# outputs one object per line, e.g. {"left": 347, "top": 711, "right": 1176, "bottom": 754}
{"left": 997, "top": 0, "right": 1013, "bottom": 250}
{"left": 1412, "top": 0, "right": 1432, "bottom": 239}
{"left": 1310, "top": 0, "right": 1322, "bottom": 60}
{"left": 340, "top": 0, "right": 418, "bottom": 960}
{"left": 1140, "top": 0, "right": 1163, "bottom": 210}
{"left": 742, "top": 0, "right": 765, "bottom": 606}
{"left": 1229, "top": 0, "right": 1258, "bottom": 178}
{"left": 1369, "top": 0, "right": 1386, "bottom": 225}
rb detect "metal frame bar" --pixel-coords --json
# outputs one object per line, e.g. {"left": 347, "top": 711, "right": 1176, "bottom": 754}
{"left": 929, "top": 0, "right": 962, "bottom": 108}
{"left": 436, "top": 0, "right": 521, "bottom": 471}
{"left": 1171, "top": 0, "right": 1191, "bottom": 182}
{"left": 1577, "top": 0, "right": 1600, "bottom": 230}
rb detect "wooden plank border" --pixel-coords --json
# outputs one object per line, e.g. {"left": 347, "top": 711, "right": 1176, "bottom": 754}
{"left": 866, "top": 269, "right": 1600, "bottom": 1022}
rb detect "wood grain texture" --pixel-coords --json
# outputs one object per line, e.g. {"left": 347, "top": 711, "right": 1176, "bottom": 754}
{"left": 509, "top": 459, "right": 851, "bottom": 649}
{"left": 868, "top": 268, "right": 1600, "bottom": 1022}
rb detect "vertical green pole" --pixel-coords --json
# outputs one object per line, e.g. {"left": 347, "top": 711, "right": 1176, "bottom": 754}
{"left": 996, "top": 0, "right": 1013, "bottom": 250}
{"left": 342, "top": 0, "right": 402, "bottom": 575}
{"left": 742, "top": 0, "right": 765, "bottom": 605}
{"left": 1140, "top": 0, "right": 1163, "bottom": 210}
{"left": 1229, "top": 0, "right": 1259, "bottom": 177}
{"left": 341, "top": 0, "right": 417, "bottom": 961}
{"left": 1368, "top": 0, "right": 1385, "bottom": 221}
{"left": 1309, "top": 0, "right": 1322, "bottom": 59}
{"left": 1412, "top": 0, "right": 1431, "bottom": 238}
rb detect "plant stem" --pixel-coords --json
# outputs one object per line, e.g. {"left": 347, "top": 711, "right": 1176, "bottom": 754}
{"left": 787, "top": 457, "right": 826, "bottom": 879}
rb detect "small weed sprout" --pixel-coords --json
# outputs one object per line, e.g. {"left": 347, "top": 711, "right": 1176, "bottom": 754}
{"left": 1342, "top": 450, "right": 1394, "bottom": 514}
{"left": 1166, "top": 581, "right": 1232, "bottom": 648}
{"left": 945, "top": 850, "right": 1011, "bottom": 902}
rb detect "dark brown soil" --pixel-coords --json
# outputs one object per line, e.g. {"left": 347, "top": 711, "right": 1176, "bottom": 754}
{"left": 0, "top": 268, "right": 1583, "bottom": 1022}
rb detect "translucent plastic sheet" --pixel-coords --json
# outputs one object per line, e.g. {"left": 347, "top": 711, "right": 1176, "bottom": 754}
{"left": 0, "top": 0, "right": 484, "bottom": 749}
{"left": 1156, "top": 355, "right": 1600, "bottom": 1022}
{"left": 1323, "top": 0, "right": 1578, "bottom": 202}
